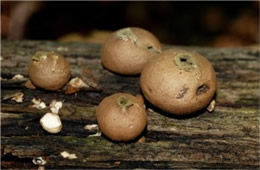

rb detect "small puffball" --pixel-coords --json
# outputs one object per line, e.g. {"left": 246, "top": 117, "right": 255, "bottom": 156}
{"left": 28, "top": 51, "right": 71, "bottom": 91}
{"left": 140, "top": 49, "right": 217, "bottom": 115}
{"left": 101, "top": 27, "right": 161, "bottom": 75}
{"left": 40, "top": 113, "right": 62, "bottom": 133}
{"left": 96, "top": 93, "right": 147, "bottom": 141}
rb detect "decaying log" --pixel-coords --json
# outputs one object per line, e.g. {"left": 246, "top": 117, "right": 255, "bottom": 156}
{"left": 1, "top": 40, "right": 259, "bottom": 169}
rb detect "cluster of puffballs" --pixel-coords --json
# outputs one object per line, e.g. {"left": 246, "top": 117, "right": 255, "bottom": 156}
{"left": 28, "top": 27, "right": 217, "bottom": 142}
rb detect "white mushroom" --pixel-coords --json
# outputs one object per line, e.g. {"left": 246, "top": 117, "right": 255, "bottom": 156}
{"left": 40, "top": 113, "right": 62, "bottom": 134}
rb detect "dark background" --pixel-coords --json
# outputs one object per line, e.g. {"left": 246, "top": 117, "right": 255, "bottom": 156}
{"left": 1, "top": 1, "right": 259, "bottom": 47}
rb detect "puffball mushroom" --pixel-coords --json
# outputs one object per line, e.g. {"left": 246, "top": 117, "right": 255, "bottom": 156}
{"left": 96, "top": 93, "right": 147, "bottom": 141}
{"left": 140, "top": 49, "right": 217, "bottom": 115}
{"left": 28, "top": 51, "right": 71, "bottom": 91}
{"left": 40, "top": 113, "right": 62, "bottom": 133}
{"left": 101, "top": 27, "right": 161, "bottom": 75}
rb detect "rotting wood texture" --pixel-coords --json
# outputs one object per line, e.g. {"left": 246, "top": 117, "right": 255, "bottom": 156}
{"left": 1, "top": 40, "right": 260, "bottom": 169}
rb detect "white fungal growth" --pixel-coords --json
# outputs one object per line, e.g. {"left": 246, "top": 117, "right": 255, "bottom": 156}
{"left": 89, "top": 132, "right": 102, "bottom": 137}
{"left": 12, "top": 74, "right": 25, "bottom": 80}
{"left": 32, "top": 156, "right": 47, "bottom": 166}
{"left": 49, "top": 100, "right": 63, "bottom": 114}
{"left": 52, "top": 54, "right": 59, "bottom": 66}
{"left": 84, "top": 124, "right": 98, "bottom": 131}
{"left": 31, "top": 98, "right": 47, "bottom": 109}
{"left": 40, "top": 113, "right": 62, "bottom": 134}
{"left": 40, "top": 55, "right": 47, "bottom": 60}
{"left": 116, "top": 28, "right": 137, "bottom": 43}
{"left": 60, "top": 151, "right": 77, "bottom": 159}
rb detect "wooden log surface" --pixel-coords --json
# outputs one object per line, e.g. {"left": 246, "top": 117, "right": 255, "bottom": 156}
{"left": 1, "top": 40, "right": 260, "bottom": 169}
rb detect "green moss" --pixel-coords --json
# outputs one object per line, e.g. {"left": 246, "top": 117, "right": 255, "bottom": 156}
{"left": 169, "top": 123, "right": 181, "bottom": 129}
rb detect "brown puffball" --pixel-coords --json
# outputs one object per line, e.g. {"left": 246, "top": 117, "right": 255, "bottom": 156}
{"left": 96, "top": 93, "right": 147, "bottom": 141}
{"left": 140, "top": 49, "right": 217, "bottom": 115}
{"left": 28, "top": 51, "right": 71, "bottom": 91}
{"left": 101, "top": 27, "right": 161, "bottom": 75}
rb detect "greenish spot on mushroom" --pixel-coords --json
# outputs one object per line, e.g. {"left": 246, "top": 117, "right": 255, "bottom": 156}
{"left": 32, "top": 51, "right": 49, "bottom": 61}
{"left": 174, "top": 53, "right": 198, "bottom": 71}
{"left": 117, "top": 96, "right": 133, "bottom": 107}
{"left": 116, "top": 28, "right": 161, "bottom": 54}
{"left": 116, "top": 28, "right": 137, "bottom": 43}
{"left": 117, "top": 96, "right": 134, "bottom": 112}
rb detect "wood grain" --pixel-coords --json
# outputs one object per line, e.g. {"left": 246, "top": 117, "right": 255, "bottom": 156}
{"left": 1, "top": 40, "right": 259, "bottom": 169}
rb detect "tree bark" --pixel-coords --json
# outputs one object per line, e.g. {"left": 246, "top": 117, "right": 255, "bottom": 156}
{"left": 1, "top": 40, "right": 259, "bottom": 169}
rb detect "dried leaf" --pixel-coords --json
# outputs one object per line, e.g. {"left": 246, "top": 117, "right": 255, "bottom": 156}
{"left": 25, "top": 80, "right": 37, "bottom": 89}
{"left": 65, "top": 85, "right": 80, "bottom": 94}
{"left": 137, "top": 136, "right": 146, "bottom": 143}
{"left": 65, "top": 77, "right": 88, "bottom": 94}
{"left": 69, "top": 77, "right": 89, "bottom": 88}
{"left": 207, "top": 99, "right": 216, "bottom": 112}
{"left": 3, "top": 91, "right": 24, "bottom": 103}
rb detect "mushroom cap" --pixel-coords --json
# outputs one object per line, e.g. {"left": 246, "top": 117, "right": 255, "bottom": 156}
{"left": 140, "top": 49, "right": 217, "bottom": 115}
{"left": 101, "top": 27, "right": 161, "bottom": 75}
{"left": 28, "top": 51, "right": 71, "bottom": 91}
{"left": 96, "top": 93, "right": 147, "bottom": 141}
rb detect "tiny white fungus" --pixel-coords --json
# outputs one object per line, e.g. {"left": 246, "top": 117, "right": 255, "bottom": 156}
{"left": 31, "top": 98, "right": 47, "bottom": 109}
{"left": 40, "top": 113, "right": 62, "bottom": 133}
{"left": 60, "top": 151, "right": 77, "bottom": 159}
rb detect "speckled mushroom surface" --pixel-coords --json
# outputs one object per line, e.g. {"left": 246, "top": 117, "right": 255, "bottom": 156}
{"left": 140, "top": 49, "right": 217, "bottom": 115}
{"left": 28, "top": 51, "right": 71, "bottom": 91}
{"left": 101, "top": 27, "right": 161, "bottom": 75}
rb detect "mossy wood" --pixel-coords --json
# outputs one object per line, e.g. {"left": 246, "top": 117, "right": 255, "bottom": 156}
{"left": 1, "top": 40, "right": 259, "bottom": 169}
